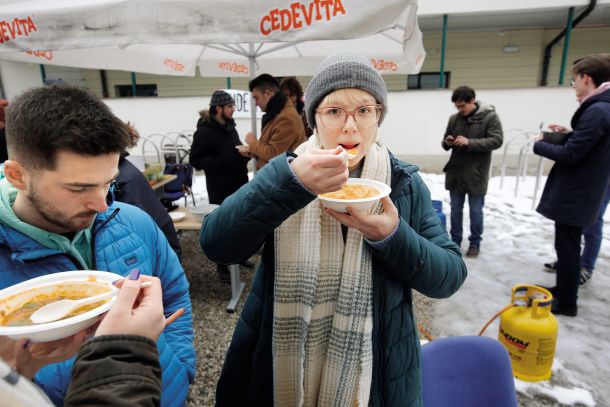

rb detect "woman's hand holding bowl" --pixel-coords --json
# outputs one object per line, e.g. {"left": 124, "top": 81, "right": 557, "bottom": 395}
{"left": 326, "top": 196, "right": 399, "bottom": 241}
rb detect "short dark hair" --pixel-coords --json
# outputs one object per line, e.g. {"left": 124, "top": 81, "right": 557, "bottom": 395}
{"left": 280, "top": 76, "right": 304, "bottom": 99}
{"left": 572, "top": 54, "right": 610, "bottom": 87}
{"left": 249, "top": 73, "right": 280, "bottom": 93}
{"left": 6, "top": 85, "right": 130, "bottom": 170}
{"left": 451, "top": 86, "right": 476, "bottom": 103}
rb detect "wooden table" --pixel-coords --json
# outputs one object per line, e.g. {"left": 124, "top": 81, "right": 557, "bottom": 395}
{"left": 171, "top": 207, "right": 203, "bottom": 231}
{"left": 150, "top": 174, "right": 177, "bottom": 190}
{"left": 171, "top": 207, "right": 245, "bottom": 313}
{"left": 150, "top": 174, "right": 177, "bottom": 199}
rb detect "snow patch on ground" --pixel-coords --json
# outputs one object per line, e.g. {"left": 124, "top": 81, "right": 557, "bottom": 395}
{"left": 422, "top": 173, "right": 610, "bottom": 406}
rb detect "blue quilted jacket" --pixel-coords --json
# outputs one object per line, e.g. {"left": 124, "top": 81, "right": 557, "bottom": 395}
{"left": 0, "top": 202, "right": 195, "bottom": 406}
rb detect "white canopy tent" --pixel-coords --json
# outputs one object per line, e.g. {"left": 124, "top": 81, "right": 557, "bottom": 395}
{"left": 0, "top": 0, "right": 426, "bottom": 131}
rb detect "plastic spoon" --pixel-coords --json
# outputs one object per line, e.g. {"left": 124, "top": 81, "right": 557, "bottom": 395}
{"left": 29, "top": 281, "right": 152, "bottom": 324}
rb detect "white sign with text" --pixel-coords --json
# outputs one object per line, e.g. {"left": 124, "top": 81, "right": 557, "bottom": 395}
{"left": 222, "top": 89, "right": 263, "bottom": 119}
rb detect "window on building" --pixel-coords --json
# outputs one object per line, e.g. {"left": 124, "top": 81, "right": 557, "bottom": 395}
{"left": 407, "top": 72, "right": 450, "bottom": 89}
{"left": 115, "top": 84, "right": 158, "bottom": 97}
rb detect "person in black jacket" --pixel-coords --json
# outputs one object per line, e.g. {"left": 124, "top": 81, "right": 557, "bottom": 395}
{"left": 116, "top": 123, "right": 182, "bottom": 260}
{"left": 189, "top": 91, "right": 252, "bottom": 280}
{"left": 280, "top": 76, "right": 313, "bottom": 138}
{"left": 190, "top": 91, "right": 250, "bottom": 205}
{"left": 534, "top": 54, "right": 610, "bottom": 317}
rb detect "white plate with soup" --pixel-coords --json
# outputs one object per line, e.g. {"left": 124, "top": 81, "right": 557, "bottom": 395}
{"left": 0, "top": 270, "right": 122, "bottom": 342}
{"left": 318, "top": 178, "right": 391, "bottom": 213}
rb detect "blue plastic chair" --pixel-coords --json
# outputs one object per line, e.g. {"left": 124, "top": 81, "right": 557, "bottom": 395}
{"left": 163, "top": 163, "right": 195, "bottom": 206}
{"left": 431, "top": 199, "right": 446, "bottom": 230}
{"left": 421, "top": 336, "right": 518, "bottom": 407}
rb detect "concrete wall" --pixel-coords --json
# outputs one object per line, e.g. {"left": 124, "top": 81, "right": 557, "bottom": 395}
{"left": 96, "top": 86, "right": 578, "bottom": 174}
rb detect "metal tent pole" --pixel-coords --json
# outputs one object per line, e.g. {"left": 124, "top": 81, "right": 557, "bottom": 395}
{"left": 249, "top": 45, "right": 257, "bottom": 137}
{"left": 439, "top": 14, "right": 448, "bottom": 88}
{"left": 130, "top": 72, "right": 137, "bottom": 97}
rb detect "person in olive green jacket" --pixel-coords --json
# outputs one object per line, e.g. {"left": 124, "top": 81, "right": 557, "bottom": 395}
{"left": 201, "top": 52, "right": 467, "bottom": 407}
{"left": 442, "top": 86, "right": 503, "bottom": 258}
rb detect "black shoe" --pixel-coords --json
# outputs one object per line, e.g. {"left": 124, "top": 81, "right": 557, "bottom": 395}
{"left": 466, "top": 245, "right": 479, "bottom": 258}
{"left": 239, "top": 259, "right": 256, "bottom": 268}
{"left": 216, "top": 265, "right": 231, "bottom": 283}
{"left": 543, "top": 261, "right": 557, "bottom": 273}
{"left": 551, "top": 299, "right": 577, "bottom": 317}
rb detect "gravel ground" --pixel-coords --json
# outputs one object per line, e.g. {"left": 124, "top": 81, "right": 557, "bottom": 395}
{"left": 180, "top": 231, "right": 557, "bottom": 407}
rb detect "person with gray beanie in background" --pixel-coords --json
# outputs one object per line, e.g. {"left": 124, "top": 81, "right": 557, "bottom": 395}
{"left": 189, "top": 90, "right": 254, "bottom": 280}
{"left": 199, "top": 52, "right": 467, "bottom": 406}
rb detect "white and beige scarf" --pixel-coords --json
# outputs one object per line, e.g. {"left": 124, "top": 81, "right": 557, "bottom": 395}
{"left": 273, "top": 136, "right": 391, "bottom": 406}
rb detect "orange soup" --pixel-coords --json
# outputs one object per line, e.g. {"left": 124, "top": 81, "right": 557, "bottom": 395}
{"left": 320, "top": 184, "right": 379, "bottom": 200}
{"left": 0, "top": 286, "right": 110, "bottom": 326}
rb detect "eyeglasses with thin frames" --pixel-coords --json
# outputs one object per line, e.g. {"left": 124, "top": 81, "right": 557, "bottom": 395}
{"left": 315, "top": 105, "right": 382, "bottom": 129}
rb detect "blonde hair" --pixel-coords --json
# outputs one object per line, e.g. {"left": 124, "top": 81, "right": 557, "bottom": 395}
{"left": 317, "top": 88, "right": 376, "bottom": 109}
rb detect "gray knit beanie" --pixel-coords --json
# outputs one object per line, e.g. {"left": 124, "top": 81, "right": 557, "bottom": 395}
{"left": 304, "top": 52, "right": 388, "bottom": 130}
{"left": 210, "top": 90, "right": 235, "bottom": 107}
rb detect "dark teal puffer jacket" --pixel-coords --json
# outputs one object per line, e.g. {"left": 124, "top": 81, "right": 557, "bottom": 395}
{"left": 201, "top": 152, "right": 467, "bottom": 406}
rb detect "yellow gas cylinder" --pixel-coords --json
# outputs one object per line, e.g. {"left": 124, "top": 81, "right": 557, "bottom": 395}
{"left": 498, "top": 284, "right": 558, "bottom": 381}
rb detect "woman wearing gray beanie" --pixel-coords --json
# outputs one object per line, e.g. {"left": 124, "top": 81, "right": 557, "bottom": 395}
{"left": 200, "top": 52, "right": 467, "bottom": 406}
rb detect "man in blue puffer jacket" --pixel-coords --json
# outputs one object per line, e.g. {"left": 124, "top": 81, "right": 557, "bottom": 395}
{"left": 0, "top": 85, "right": 195, "bottom": 406}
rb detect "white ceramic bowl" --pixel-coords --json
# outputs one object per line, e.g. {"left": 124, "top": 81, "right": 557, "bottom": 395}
{"left": 189, "top": 204, "right": 219, "bottom": 221}
{"left": 0, "top": 271, "right": 121, "bottom": 342}
{"left": 318, "top": 178, "right": 391, "bottom": 213}
{"left": 169, "top": 211, "right": 186, "bottom": 222}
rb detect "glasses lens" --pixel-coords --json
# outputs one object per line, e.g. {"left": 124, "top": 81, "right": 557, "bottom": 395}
{"left": 319, "top": 107, "right": 347, "bottom": 129}
{"left": 318, "top": 105, "right": 381, "bottom": 129}
{"left": 355, "top": 105, "right": 380, "bottom": 127}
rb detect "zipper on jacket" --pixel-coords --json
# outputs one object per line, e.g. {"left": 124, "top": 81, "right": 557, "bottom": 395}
{"left": 91, "top": 208, "right": 120, "bottom": 270}
{"left": 23, "top": 252, "right": 84, "bottom": 270}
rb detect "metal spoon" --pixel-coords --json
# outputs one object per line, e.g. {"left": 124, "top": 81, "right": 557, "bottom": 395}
{"left": 29, "top": 281, "right": 152, "bottom": 324}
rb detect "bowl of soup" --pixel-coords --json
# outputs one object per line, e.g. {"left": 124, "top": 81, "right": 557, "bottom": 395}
{"left": 0, "top": 270, "right": 121, "bottom": 342}
{"left": 190, "top": 204, "right": 219, "bottom": 221}
{"left": 318, "top": 178, "right": 391, "bottom": 213}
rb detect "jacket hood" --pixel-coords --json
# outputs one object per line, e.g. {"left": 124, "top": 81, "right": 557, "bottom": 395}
{"left": 0, "top": 179, "right": 95, "bottom": 267}
{"left": 571, "top": 87, "right": 610, "bottom": 130}
{"left": 388, "top": 153, "right": 418, "bottom": 198}
{"left": 198, "top": 109, "right": 210, "bottom": 120}
{"left": 471, "top": 101, "right": 496, "bottom": 119}
{"left": 586, "top": 87, "right": 610, "bottom": 105}
{"left": 198, "top": 109, "right": 236, "bottom": 132}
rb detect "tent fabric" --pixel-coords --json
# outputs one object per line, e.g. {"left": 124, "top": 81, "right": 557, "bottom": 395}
{"left": 0, "top": 0, "right": 425, "bottom": 77}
